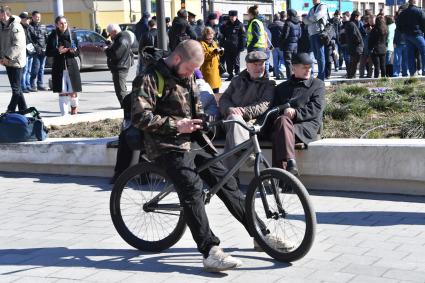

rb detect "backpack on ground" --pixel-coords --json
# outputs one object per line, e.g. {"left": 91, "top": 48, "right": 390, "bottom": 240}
{"left": 0, "top": 107, "right": 48, "bottom": 143}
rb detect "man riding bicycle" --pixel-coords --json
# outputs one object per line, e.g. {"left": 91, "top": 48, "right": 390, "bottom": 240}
{"left": 131, "top": 40, "right": 290, "bottom": 272}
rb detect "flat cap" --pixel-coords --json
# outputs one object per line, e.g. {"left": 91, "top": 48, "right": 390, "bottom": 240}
{"left": 208, "top": 12, "right": 217, "bottom": 20}
{"left": 292, "top": 53, "right": 314, "bottom": 65}
{"left": 229, "top": 10, "right": 238, "bottom": 16}
{"left": 245, "top": 51, "right": 268, "bottom": 63}
{"left": 19, "top": 12, "right": 29, "bottom": 19}
{"left": 188, "top": 11, "right": 196, "bottom": 17}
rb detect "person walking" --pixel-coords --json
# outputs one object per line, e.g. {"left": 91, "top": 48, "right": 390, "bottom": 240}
{"left": 0, "top": 6, "right": 28, "bottom": 113}
{"left": 281, "top": 9, "right": 302, "bottom": 79}
{"left": 268, "top": 13, "right": 285, "bottom": 79}
{"left": 303, "top": 0, "right": 329, "bottom": 81}
{"left": 396, "top": 0, "right": 425, "bottom": 76}
{"left": 19, "top": 12, "right": 33, "bottom": 94}
{"left": 45, "top": 16, "right": 82, "bottom": 116}
{"left": 200, "top": 27, "right": 223, "bottom": 93}
{"left": 368, "top": 16, "right": 387, "bottom": 78}
{"left": 220, "top": 10, "right": 246, "bottom": 81}
{"left": 28, "top": 10, "right": 48, "bottom": 91}
{"left": 105, "top": 23, "right": 132, "bottom": 107}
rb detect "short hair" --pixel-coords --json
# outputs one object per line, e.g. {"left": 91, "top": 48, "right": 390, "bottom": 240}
{"left": 32, "top": 10, "right": 40, "bottom": 16}
{"left": 343, "top": 11, "right": 350, "bottom": 17}
{"left": 0, "top": 6, "right": 12, "bottom": 16}
{"left": 148, "top": 19, "right": 156, "bottom": 28}
{"left": 385, "top": 15, "right": 394, "bottom": 25}
{"left": 350, "top": 10, "right": 360, "bottom": 21}
{"left": 202, "top": 26, "right": 215, "bottom": 40}
{"left": 177, "top": 9, "right": 188, "bottom": 18}
{"left": 106, "top": 23, "right": 121, "bottom": 34}
{"left": 173, "top": 39, "right": 204, "bottom": 63}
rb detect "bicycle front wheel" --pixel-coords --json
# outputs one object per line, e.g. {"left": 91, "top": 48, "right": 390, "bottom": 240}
{"left": 245, "top": 168, "right": 316, "bottom": 262}
{"left": 110, "top": 162, "right": 186, "bottom": 252}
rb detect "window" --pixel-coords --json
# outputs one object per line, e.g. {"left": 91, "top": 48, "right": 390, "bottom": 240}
{"left": 369, "top": 3, "right": 375, "bottom": 15}
{"left": 360, "top": 2, "right": 366, "bottom": 14}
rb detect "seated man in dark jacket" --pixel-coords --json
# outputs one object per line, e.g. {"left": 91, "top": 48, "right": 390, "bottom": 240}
{"left": 104, "top": 23, "right": 132, "bottom": 106}
{"left": 271, "top": 53, "right": 325, "bottom": 175}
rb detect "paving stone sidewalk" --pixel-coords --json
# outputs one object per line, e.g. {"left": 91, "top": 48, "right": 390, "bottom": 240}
{"left": 0, "top": 172, "right": 424, "bottom": 283}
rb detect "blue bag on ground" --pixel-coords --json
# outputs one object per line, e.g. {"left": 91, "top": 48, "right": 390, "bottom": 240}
{"left": 0, "top": 107, "right": 48, "bottom": 142}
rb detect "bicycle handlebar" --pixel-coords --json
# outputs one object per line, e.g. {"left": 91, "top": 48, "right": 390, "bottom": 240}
{"left": 204, "top": 106, "right": 285, "bottom": 134}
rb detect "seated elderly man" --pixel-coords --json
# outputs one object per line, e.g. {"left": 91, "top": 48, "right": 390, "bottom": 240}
{"left": 271, "top": 53, "right": 326, "bottom": 175}
{"left": 219, "top": 51, "right": 275, "bottom": 168}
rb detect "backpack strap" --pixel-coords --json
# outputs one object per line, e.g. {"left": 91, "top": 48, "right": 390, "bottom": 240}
{"left": 154, "top": 70, "right": 165, "bottom": 97}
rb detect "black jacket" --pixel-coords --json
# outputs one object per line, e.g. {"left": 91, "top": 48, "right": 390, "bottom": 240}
{"left": 168, "top": 17, "right": 197, "bottom": 51}
{"left": 396, "top": 4, "right": 425, "bottom": 36}
{"left": 281, "top": 19, "right": 302, "bottom": 52}
{"left": 220, "top": 19, "right": 245, "bottom": 51}
{"left": 45, "top": 28, "right": 82, "bottom": 93}
{"left": 139, "top": 28, "right": 158, "bottom": 51}
{"left": 105, "top": 32, "right": 132, "bottom": 72}
{"left": 268, "top": 20, "right": 284, "bottom": 49}
{"left": 345, "top": 21, "right": 364, "bottom": 55}
{"left": 273, "top": 77, "right": 325, "bottom": 144}
{"left": 135, "top": 16, "right": 149, "bottom": 42}
{"left": 298, "top": 22, "right": 311, "bottom": 53}
{"left": 368, "top": 28, "right": 387, "bottom": 55}
{"left": 28, "top": 22, "right": 47, "bottom": 54}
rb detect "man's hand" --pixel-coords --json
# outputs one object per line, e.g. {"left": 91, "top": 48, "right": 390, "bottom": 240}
{"left": 284, "top": 107, "right": 296, "bottom": 120}
{"left": 228, "top": 107, "right": 245, "bottom": 116}
{"left": 176, "top": 118, "right": 203, "bottom": 134}
{"left": 0, "top": 58, "right": 9, "bottom": 66}
{"left": 58, "top": 46, "right": 69, "bottom": 54}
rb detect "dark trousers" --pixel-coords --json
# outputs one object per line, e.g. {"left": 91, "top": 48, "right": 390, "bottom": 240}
{"left": 113, "top": 131, "right": 133, "bottom": 177}
{"left": 272, "top": 115, "right": 301, "bottom": 169}
{"left": 111, "top": 70, "right": 128, "bottom": 106}
{"left": 30, "top": 53, "right": 46, "bottom": 88}
{"left": 6, "top": 67, "right": 27, "bottom": 112}
{"left": 346, "top": 53, "right": 361, "bottom": 78}
{"left": 283, "top": 50, "right": 296, "bottom": 79}
{"left": 371, "top": 53, "right": 386, "bottom": 78}
{"left": 359, "top": 54, "right": 373, "bottom": 78}
{"left": 156, "top": 149, "right": 265, "bottom": 257}
{"left": 224, "top": 49, "right": 240, "bottom": 77}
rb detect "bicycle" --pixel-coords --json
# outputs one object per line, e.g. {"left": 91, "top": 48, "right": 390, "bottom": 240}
{"left": 110, "top": 106, "right": 317, "bottom": 262}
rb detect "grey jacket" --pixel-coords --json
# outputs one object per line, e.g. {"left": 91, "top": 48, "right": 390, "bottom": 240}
{"left": 219, "top": 70, "right": 275, "bottom": 121}
{"left": 0, "top": 16, "right": 26, "bottom": 68}
{"left": 303, "top": 3, "right": 328, "bottom": 36}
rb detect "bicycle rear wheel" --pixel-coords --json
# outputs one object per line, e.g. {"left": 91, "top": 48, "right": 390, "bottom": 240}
{"left": 110, "top": 162, "right": 186, "bottom": 252}
{"left": 245, "top": 168, "right": 316, "bottom": 262}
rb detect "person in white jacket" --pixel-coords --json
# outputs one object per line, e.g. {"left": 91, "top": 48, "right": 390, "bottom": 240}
{"left": 0, "top": 6, "right": 28, "bottom": 112}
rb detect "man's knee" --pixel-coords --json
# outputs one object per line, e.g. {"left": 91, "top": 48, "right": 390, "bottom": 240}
{"left": 274, "top": 115, "right": 293, "bottom": 127}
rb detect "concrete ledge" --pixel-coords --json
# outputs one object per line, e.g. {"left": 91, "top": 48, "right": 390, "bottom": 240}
{"left": 0, "top": 138, "right": 424, "bottom": 195}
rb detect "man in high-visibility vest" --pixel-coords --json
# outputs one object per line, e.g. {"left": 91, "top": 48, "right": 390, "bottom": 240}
{"left": 246, "top": 5, "right": 266, "bottom": 52}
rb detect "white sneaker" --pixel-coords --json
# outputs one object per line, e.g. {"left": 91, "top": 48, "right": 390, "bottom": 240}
{"left": 203, "top": 246, "right": 243, "bottom": 272}
{"left": 253, "top": 234, "right": 295, "bottom": 252}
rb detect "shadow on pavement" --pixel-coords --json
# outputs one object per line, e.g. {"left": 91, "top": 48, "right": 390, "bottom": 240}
{"left": 0, "top": 247, "right": 290, "bottom": 277}
{"left": 311, "top": 190, "right": 425, "bottom": 203}
{"left": 316, "top": 211, "right": 425, "bottom": 226}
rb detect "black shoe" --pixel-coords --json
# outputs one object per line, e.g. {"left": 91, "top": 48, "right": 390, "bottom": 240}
{"left": 22, "top": 89, "right": 30, "bottom": 93}
{"left": 225, "top": 76, "right": 233, "bottom": 81}
{"left": 29, "top": 87, "right": 38, "bottom": 92}
{"left": 37, "top": 86, "right": 48, "bottom": 91}
{"left": 286, "top": 159, "right": 299, "bottom": 176}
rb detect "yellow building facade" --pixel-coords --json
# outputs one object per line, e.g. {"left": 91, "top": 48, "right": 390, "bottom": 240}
{"left": 0, "top": 0, "right": 202, "bottom": 31}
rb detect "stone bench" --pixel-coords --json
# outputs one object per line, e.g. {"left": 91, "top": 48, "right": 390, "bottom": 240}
{"left": 0, "top": 138, "right": 424, "bottom": 195}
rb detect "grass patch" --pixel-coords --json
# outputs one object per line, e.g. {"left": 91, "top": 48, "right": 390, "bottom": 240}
{"left": 48, "top": 119, "right": 121, "bottom": 138}
{"left": 400, "top": 113, "right": 425, "bottom": 138}
{"left": 342, "top": 84, "right": 369, "bottom": 96}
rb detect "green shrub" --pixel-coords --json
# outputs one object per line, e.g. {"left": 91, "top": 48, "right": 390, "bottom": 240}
{"left": 325, "top": 104, "right": 350, "bottom": 120}
{"left": 403, "top": 77, "right": 419, "bottom": 85}
{"left": 334, "top": 92, "right": 355, "bottom": 104}
{"left": 349, "top": 99, "right": 372, "bottom": 117}
{"left": 343, "top": 85, "right": 369, "bottom": 96}
{"left": 394, "top": 85, "right": 414, "bottom": 95}
{"left": 400, "top": 114, "right": 425, "bottom": 138}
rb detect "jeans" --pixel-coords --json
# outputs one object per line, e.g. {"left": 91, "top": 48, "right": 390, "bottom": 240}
{"left": 405, "top": 34, "right": 425, "bottom": 76}
{"left": 111, "top": 70, "right": 128, "bottom": 106}
{"left": 309, "top": 33, "right": 326, "bottom": 80}
{"left": 6, "top": 67, "right": 27, "bottom": 112}
{"left": 272, "top": 48, "right": 284, "bottom": 79}
{"left": 21, "top": 55, "right": 33, "bottom": 90}
{"left": 156, "top": 148, "right": 265, "bottom": 257}
{"left": 30, "top": 53, "right": 46, "bottom": 88}
{"left": 393, "top": 44, "right": 408, "bottom": 77}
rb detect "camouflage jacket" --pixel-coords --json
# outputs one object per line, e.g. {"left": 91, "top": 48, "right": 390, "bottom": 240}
{"left": 131, "top": 59, "right": 210, "bottom": 159}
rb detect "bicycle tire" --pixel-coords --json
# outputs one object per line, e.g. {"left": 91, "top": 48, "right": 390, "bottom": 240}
{"left": 110, "top": 162, "right": 187, "bottom": 252}
{"left": 245, "top": 168, "right": 316, "bottom": 262}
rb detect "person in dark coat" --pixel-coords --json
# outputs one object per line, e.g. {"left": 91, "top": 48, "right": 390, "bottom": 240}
{"left": 139, "top": 19, "right": 159, "bottom": 49}
{"left": 270, "top": 53, "right": 325, "bottom": 175}
{"left": 45, "top": 16, "right": 82, "bottom": 116}
{"left": 206, "top": 12, "right": 222, "bottom": 43}
{"left": 281, "top": 9, "right": 302, "bottom": 79}
{"left": 135, "top": 11, "right": 150, "bottom": 42}
{"left": 168, "top": 9, "right": 197, "bottom": 51}
{"left": 19, "top": 12, "right": 33, "bottom": 93}
{"left": 105, "top": 23, "right": 132, "bottom": 106}
{"left": 344, "top": 11, "right": 364, "bottom": 78}
{"left": 269, "top": 13, "right": 285, "bottom": 79}
{"left": 220, "top": 10, "right": 246, "bottom": 80}
{"left": 368, "top": 16, "right": 388, "bottom": 78}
